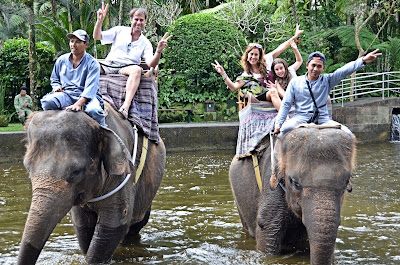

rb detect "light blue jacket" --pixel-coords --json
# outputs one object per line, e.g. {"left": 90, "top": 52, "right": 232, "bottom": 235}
{"left": 275, "top": 57, "right": 366, "bottom": 128}
{"left": 50, "top": 52, "right": 102, "bottom": 103}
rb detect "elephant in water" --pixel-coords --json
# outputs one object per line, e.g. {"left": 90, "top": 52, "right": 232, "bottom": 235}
{"left": 17, "top": 101, "right": 166, "bottom": 264}
{"left": 229, "top": 126, "right": 355, "bottom": 265}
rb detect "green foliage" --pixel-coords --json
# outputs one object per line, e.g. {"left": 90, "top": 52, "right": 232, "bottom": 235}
{"left": 0, "top": 114, "right": 8, "bottom": 127}
{"left": 159, "top": 12, "right": 245, "bottom": 114}
{"left": 0, "top": 38, "right": 54, "bottom": 114}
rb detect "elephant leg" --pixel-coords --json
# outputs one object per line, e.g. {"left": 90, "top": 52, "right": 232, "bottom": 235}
{"left": 127, "top": 207, "right": 151, "bottom": 236}
{"left": 70, "top": 206, "right": 97, "bottom": 254}
{"left": 85, "top": 223, "right": 130, "bottom": 264}
{"left": 256, "top": 189, "right": 289, "bottom": 254}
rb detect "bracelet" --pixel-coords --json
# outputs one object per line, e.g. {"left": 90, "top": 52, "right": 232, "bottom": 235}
{"left": 222, "top": 75, "right": 228, "bottom": 81}
{"left": 156, "top": 50, "right": 162, "bottom": 54}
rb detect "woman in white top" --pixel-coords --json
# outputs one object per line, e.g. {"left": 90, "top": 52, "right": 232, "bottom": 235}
{"left": 267, "top": 40, "right": 303, "bottom": 110}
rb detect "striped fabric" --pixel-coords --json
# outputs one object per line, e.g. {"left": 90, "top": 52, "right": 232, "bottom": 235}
{"left": 99, "top": 74, "right": 160, "bottom": 144}
{"left": 236, "top": 103, "right": 277, "bottom": 158}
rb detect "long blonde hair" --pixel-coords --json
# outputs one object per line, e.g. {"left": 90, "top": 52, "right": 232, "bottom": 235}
{"left": 241, "top": 44, "right": 269, "bottom": 80}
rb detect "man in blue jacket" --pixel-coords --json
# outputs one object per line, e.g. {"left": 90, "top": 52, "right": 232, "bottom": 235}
{"left": 41, "top": 29, "right": 106, "bottom": 127}
{"left": 274, "top": 49, "right": 381, "bottom": 135}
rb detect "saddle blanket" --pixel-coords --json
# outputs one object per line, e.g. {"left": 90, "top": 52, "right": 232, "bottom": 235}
{"left": 99, "top": 74, "right": 160, "bottom": 144}
{"left": 236, "top": 103, "right": 278, "bottom": 158}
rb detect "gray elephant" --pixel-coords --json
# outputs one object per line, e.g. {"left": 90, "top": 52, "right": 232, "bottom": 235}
{"left": 17, "top": 101, "right": 166, "bottom": 264}
{"left": 229, "top": 126, "right": 355, "bottom": 265}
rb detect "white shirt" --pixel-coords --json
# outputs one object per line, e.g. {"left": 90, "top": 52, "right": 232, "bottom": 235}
{"left": 101, "top": 26, "right": 153, "bottom": 65}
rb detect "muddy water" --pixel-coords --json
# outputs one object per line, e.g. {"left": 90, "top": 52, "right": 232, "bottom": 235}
{"left": 0, "top": 142, "right": 399, "bottom": 264}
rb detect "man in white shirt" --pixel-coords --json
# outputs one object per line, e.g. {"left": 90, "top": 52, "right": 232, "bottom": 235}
{"left": 93, "top": 3, "right": 172, "bottom": 118}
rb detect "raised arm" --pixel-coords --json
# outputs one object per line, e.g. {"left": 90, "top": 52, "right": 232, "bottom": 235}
{"left": 211, "top": 60, "right": 245, "bottom": 91}
{"left": 148, "top": 32, "right": 173, "bottom": 68}
{"left": 93, "top": 2, "right": 109, "bottom": 40}
{"left": 269, "top": 24, "right": 303, "bottom": 60}
{"left": 289, "top": 40, "right": 303, "bottom": 71}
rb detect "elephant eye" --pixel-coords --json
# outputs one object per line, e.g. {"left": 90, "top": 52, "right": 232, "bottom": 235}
{"left": 289, "top": 177, "right": 301, "bottom": 190}
{"left": 66, "top": 170, "right": 82, "bottom": 183}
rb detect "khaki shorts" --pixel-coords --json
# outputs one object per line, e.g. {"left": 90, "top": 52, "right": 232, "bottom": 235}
{"left": 100, "top": 61, "right": 141, "bottom": 75}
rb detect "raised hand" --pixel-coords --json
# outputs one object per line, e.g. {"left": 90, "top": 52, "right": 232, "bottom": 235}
{"left": 156, "top": 32, "right": 173, "bottom": 53}
{"left": 97, "top": 2, "right": 109, "bottom": 22}
{"left": 294, "top": 24, "right": 304, "bottom": 39}
{"left": 363, "top": 49, "right": 382, "bottom": 64}
{"left": 267, "top": 80, "right": 277, "bottom": 89}
{"left": 211, "top": 60, "right": 226, "bottom": 76}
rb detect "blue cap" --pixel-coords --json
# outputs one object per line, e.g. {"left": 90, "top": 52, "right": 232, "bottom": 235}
{"left": 308, "top": 51, "right": 326, "bottom": 64}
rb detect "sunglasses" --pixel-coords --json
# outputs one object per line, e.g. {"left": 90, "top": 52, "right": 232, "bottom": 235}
{"left": 249, "top": 43, "right": 262, "bottom": 48}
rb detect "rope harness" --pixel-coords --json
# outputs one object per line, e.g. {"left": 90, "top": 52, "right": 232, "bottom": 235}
{"left": 251, "top": 131, "right": 286, "bottom": 193}
{"left": 88, "top": 126, "right": 148, "bottom": 203}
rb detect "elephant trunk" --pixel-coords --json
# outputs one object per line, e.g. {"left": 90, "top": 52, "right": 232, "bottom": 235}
{"left": 17, "top": 181, "right": 74, "bottom": 265}
{"left": 302, "top": 189, "right": 342, "bottom": 265}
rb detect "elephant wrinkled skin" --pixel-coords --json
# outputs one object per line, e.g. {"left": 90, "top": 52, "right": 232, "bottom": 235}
{"left": 229, "top": 127, "right": 355, "bottom": 265}
{"left": 17, "top": 101, "right": 166, "bottom": 264}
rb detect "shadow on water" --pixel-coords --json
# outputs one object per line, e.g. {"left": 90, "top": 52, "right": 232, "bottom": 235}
{"left": 0, "top": 143, "right": 399, "bottom": 264}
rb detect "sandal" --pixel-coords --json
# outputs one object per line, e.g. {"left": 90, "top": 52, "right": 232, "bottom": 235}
{"left": 119, "top": 107, "right": 129, "bottom": 119}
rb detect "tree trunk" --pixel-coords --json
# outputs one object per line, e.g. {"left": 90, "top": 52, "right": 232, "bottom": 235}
{"left": 50, "top": 0, "right": 57, "bottom": 22}
{"left": 314, "top": 0, "right": 318, "bottom": 28}
{"left": 67, "top": 0, "right": 73, "bottom": 33}
{"left": 25, "top": 1, "right": 38, "bottom": 109}
{"left": 119, "top": 0, "right": 124, "bottom": 26}
{"left": 290, "top": 0, "right": 298, "bottom": 25}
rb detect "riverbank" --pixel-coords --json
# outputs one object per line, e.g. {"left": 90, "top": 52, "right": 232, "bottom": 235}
{"left": 1, "top": 97, "right": 399, "bottom": 163}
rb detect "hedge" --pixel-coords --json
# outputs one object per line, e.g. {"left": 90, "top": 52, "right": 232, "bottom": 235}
{"left": 158, "top": 12, "right": 246, "bottom": 121}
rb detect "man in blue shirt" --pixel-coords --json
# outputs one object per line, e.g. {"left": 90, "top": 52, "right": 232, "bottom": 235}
{"left": 274, "top": 49, "right": 381, "bottom": 135}
{"left": 41, "top": 29, "right": 106, "bottom": 127}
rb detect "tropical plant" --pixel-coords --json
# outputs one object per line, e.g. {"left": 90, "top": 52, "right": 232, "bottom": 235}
{"left": 0, "top": 1, "right": 28, "bottom": 50}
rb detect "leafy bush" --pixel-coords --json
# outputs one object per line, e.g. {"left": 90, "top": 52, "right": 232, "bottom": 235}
{"left": 0, "top": 115, "right": 8, "bottom": 127}
{"left": 159, "top": 12, "right": 246, "bottom": 119}
{"left": 0, "top": 38, "right": 54, "bottom": 114}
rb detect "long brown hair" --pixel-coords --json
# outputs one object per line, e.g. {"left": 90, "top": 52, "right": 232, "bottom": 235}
{"left": 241, "top": 44, "right": 269, "bottom": 80}
{"left": 271, "top": 58, "right": 292, "bottom": 89}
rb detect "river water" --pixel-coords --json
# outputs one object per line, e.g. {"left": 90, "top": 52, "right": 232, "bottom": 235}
{"left": 0, "top": 142, "right": 399, "bottom": 265}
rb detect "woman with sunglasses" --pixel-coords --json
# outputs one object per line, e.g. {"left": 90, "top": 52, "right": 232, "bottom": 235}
{"left": 212, "top": 25, "right": 303, "bottom": 110}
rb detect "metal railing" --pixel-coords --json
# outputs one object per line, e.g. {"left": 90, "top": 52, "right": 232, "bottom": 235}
{"left": 330, "top": 71, "right": 400, "bottom": 106}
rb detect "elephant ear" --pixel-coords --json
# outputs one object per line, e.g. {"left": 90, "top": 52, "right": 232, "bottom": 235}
{"left": 270, "top": 136, "right": 283, "bottom": 189}
{"left": 101, "top": 127, "right": 134, "bottom": 177}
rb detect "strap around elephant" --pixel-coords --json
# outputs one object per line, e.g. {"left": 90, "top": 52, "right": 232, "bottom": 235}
{"left": 88, "top": 126, "right": 143, "bottom": 203}
{"left": 135, "top": 135, "right": 148, "bottom": 183}
{"left": 252, "top": 153, "right": 263, "bottom": 192}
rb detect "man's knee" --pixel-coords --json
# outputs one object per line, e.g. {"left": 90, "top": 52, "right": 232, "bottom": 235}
{"left": 41, "top": 97, "right": 59, "bottom": 110}
{"left": 123, "top": 65, "right": 142, "bottom": 77}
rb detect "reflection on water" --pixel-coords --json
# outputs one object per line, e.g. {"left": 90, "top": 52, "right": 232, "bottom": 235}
{"left": 0, "top": 143, "right": 399, "bottom": 264}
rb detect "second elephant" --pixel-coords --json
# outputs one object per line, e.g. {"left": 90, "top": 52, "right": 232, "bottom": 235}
{"left": 230, "top": 127, "right": 355, "bottom": 265}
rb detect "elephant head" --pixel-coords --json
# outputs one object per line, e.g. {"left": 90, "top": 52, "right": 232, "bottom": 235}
{"left": 17, "top": 110, "right": 134, "bottom": 264}
{"left": 271, "top": 127, "right": 356, "bottom": 265}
